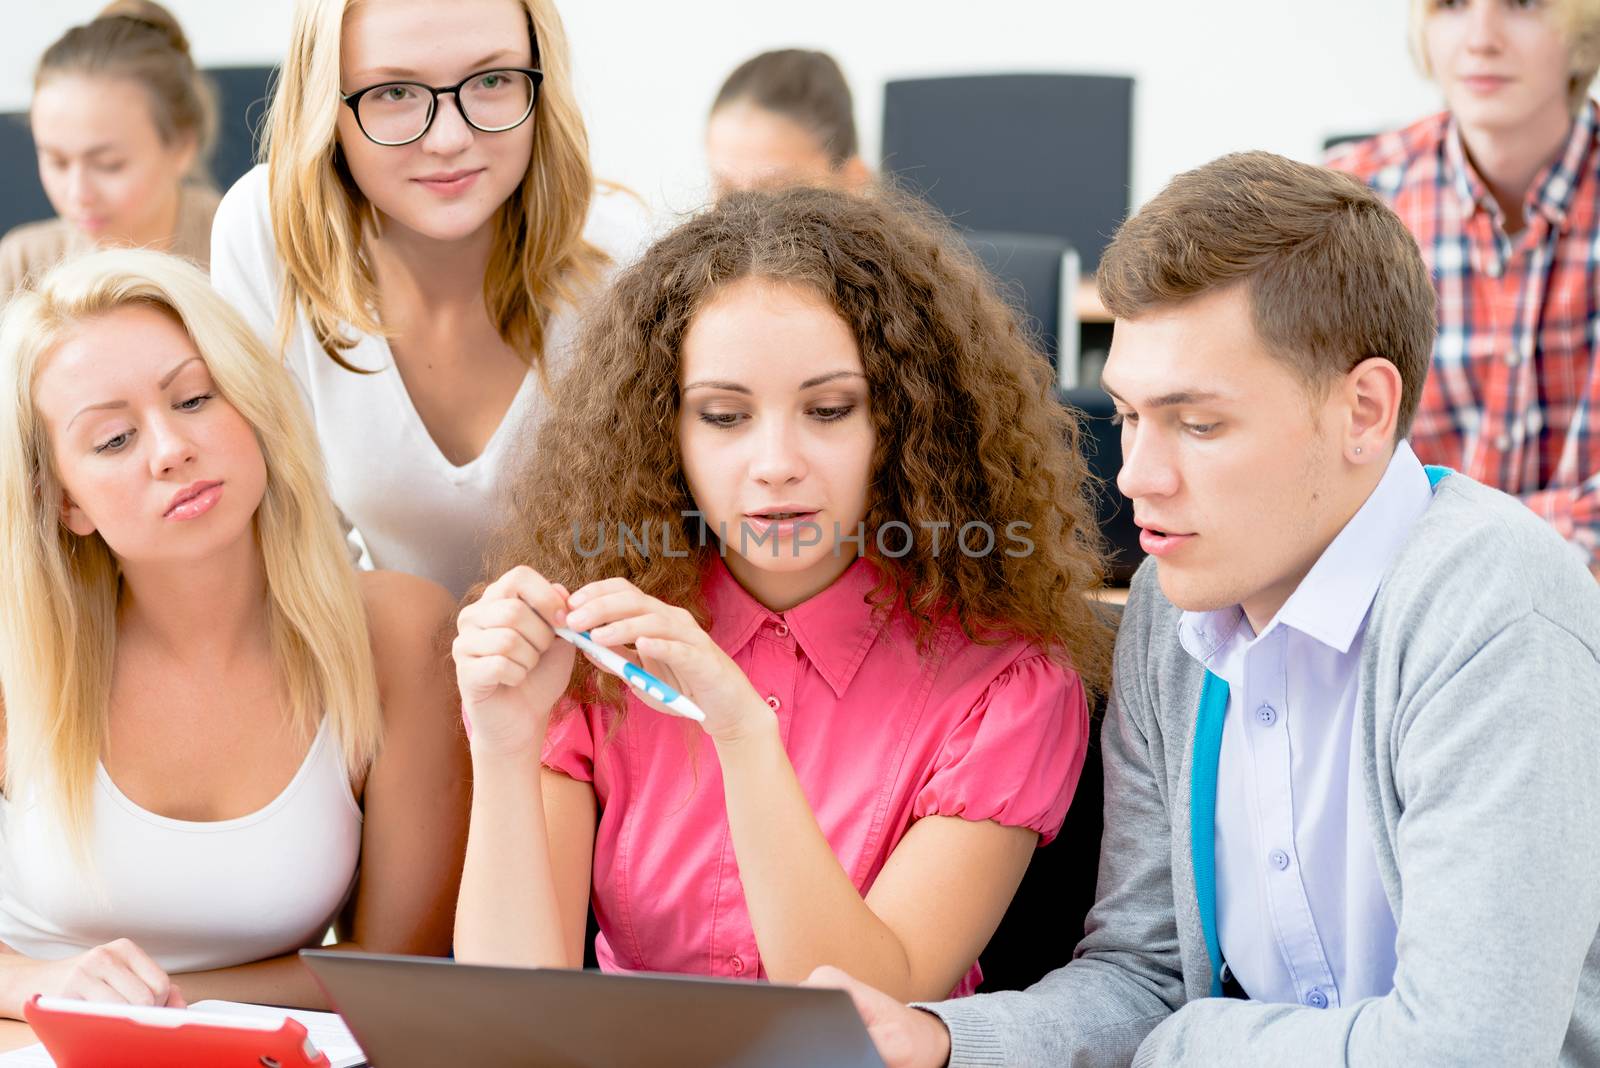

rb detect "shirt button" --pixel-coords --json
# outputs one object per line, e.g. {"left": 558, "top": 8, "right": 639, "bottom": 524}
{"left": 730, "top": 955, "right": 745, "bottom": 974}
{"left": 1255, "top": 704, "right": 1278, "bottom": 727}
{"left": 1269, "top": 849, "right": 1291, "bottom": 871}
{"left": 1305, "top": 988, "right": 1329, "bottom": 1009}
{"left": 765, "top": 695, "right": 781, "bottom": 711}
{"left": 773, "top": 621, "right": 790, "bottom": 637}
{"left": 1487, "top": 261, "right": 1504, "bottom": 279}
{"left": 1494, "top": 433, "right": 1511, "bottom": 451}
{"left": 1505, "top": 349, "right": 1521, "bottom": 367}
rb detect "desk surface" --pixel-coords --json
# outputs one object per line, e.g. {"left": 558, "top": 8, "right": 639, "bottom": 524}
{"left": 0, "top": 1020, "right": 34, "bottom": 1051}
{"left": 1076, "top": 278, "right": 1111, "bottom": 324}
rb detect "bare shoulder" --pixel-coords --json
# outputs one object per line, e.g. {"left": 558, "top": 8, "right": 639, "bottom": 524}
{"left": 352, "top": 572, "right": 469, "bottom": 805}
{"left": 357, "top": 570, "right": 459, "bottom": 707}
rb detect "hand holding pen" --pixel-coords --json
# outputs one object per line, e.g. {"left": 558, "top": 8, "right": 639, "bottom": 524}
{"left": 561, "top": 577, "right": 775, "bottom": 745}
{"left": 452, "top": 566, "right": 579, "bottom": 759}
{"left": 455, "top": 568, "right": 774, "bottom": 753}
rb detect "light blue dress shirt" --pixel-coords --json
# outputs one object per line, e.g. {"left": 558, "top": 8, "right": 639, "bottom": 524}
{"left": 1177, "top": 441, "right": 1434, "bottom": 1008}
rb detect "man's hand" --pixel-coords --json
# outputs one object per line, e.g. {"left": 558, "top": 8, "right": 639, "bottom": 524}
{"left": 806, "top": 966, "right": 953, "bottom": 1068}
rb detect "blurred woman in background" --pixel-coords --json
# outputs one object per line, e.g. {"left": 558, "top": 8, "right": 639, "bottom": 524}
{"left": 706, "top": 49, "right": 871, "bottom": 197}
{"left": 0, "top": 0, "right": 219, "bottom": 298}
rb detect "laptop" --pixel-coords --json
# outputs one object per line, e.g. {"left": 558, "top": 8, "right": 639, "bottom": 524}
{"left": 300, "top": 949, "right": 886, "bottom": 1068}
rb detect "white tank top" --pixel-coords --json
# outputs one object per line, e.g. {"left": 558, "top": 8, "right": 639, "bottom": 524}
{"left": 0, "top": 717, "right": 362, "bottom": 973}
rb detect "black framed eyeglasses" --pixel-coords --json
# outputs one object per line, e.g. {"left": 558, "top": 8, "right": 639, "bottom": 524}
{"left": 340, "top": 67, "right": 544, "bottom": 147}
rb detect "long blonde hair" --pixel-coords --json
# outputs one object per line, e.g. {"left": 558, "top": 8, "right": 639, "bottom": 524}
{"left": 1410, "top": 0, "right": 1600, "bottom": 112}
{"left": 0, "top": 249, "right": 383, "bottom": 853}
{"left": 263, "top": 0, "right": 610, "bottom": 371}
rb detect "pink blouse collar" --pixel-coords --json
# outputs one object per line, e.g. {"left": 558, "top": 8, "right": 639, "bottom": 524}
{"left": 702, "top": 554, "right": 893, "bottom": 699}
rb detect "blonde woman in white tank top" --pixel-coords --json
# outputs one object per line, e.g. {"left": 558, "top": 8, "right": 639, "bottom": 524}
{"left": 0, "top": 249, "right": 470, "bottom": 1017}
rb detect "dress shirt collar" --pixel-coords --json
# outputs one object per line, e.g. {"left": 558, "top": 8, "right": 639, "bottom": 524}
{"left": 1444, "top": 99, "right": 1598, "bottom": 230}
{"left": 703, "top": 554, "right": 891, "bottom": 698}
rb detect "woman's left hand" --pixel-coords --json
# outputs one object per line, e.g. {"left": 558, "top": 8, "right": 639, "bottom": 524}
{"left": 564, "top": 578, "right": 772, "bottom": 744}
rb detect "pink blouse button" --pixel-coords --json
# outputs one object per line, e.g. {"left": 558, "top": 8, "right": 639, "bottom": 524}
{"left": 774, "top": 621, "right": 790, "bottom": 637}
{"left": 730, "top": 955, "right": 745, "bottom": 974}
{"left": 765, "top": 695, "right": 782, "bottom": 711}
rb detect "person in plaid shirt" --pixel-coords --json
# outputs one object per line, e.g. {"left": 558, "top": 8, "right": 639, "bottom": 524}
{"left": 1330, "top": 0, "right": 1600, "bottom": 577}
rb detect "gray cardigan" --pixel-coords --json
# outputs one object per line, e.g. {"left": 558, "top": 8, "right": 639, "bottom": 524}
{"left": 925, "top": 472, "right": 1600, "bottom": 1066}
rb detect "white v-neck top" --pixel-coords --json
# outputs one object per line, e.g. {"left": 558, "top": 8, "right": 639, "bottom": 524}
{"left": 210, "top": 164, "right": 649, "bottom": 598}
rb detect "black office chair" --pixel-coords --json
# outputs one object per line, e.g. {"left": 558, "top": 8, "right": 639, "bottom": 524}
{"left": 0, "top": 65, "right": 276, "bottom": 241}
{"left": 882, "top": 74, "right": 1133, "bottom": 273}
{"left": 206, "top": 65, "right": 277, "bottom": 191}
{"left": 1322, "top": 131, "right": 1377, "bottom": 155}
{"left": 1059, "top": 386, "right": 1142, "bottom": 586}
{"left": 961, "top": 229, "right": 1080, "bottom": 382}
{"left": 0, "top": 114, "right": 53, "bottom": 239}
{"left": 978, "top": 601, "right": 1120, "bottom": 993}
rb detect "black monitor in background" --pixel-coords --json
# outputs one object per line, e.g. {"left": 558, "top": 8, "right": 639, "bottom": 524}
{"left": 882, "top": 73, "right": 1133, "bottom": 273}
{"left": 0, "top": 65, "right": 276, "bottom": 241}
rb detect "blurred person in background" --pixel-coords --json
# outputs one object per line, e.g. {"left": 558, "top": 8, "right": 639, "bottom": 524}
{"left": 1330, "top": 0, "right": 1600, "bottom": 578}
{"left": 0, "top": 0, "right": 219, "bottom": 299}
{"left": 707, "top": 49, "right": 871, "bottom": 198}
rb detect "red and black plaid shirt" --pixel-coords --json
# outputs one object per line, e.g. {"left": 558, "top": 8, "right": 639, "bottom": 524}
{"left": 1330, "top": 103, "right": 1600, "bottom": 567}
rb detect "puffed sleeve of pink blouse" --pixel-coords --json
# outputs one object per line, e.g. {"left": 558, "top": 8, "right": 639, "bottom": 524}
{"left": 541, "top": 698, "right": 598, "bottom": 783}
{"left": 911, "top": 654, "right": 1088, "bottom": 846}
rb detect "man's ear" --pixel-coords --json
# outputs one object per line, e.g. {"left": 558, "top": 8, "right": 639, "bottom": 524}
{"left": 1343, "top": 357, "right": 1402, "bottom": 464}
{"left": 60, "top": 490, "right": 96, "bottom": 538}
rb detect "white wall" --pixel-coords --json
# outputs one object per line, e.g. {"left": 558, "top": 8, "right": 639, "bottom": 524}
{"left": 1, "top": 0, "right": 1442, "bottom": 218}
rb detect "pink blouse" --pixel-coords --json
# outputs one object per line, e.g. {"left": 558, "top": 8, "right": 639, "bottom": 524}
{"left": 542, "top": 556, "right": 1088, "bottom": 995}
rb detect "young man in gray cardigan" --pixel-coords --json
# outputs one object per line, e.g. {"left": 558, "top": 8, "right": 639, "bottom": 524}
{"left": 810, "top": 151, "right": 1600, "bottom": 1066}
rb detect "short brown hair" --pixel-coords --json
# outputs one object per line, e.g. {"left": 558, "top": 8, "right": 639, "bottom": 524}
{"left": 712, "top": 49, "right": 858, "bottom": 164}
{"left": 1098, "top": 150, "right": 1436, "bottom": 437}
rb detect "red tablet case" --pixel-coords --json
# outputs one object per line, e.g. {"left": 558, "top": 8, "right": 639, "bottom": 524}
{"left": 23, "top": 995, "right": 333, "bottom": 1068}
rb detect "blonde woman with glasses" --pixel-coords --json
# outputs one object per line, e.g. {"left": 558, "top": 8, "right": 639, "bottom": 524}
{"left": 0, "top": 250, "right": 469, "bottom": 1017}
{"left": 210, "top": 0, "right": 647, "bottom": 600}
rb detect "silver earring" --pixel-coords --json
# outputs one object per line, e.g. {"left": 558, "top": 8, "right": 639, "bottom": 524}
{"left": 1354, "top": 446, "right": 1364, "bottom": 456}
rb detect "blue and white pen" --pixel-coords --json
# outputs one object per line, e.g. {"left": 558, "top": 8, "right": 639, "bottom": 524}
{"left": 553, "top": 626, "right": 706, "bottom": 723}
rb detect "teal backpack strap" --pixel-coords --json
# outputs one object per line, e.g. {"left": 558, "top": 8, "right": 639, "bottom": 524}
{"left": 1424, "top": 464, "right": 1452, "bottom": 489}
{"left": 1190, "top": 670, "right": 1229, "bottom": 997}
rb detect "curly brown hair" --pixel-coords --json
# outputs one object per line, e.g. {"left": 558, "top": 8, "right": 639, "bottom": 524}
{"left": 484, "top": 185, "right": 1114, "bottom": 707}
